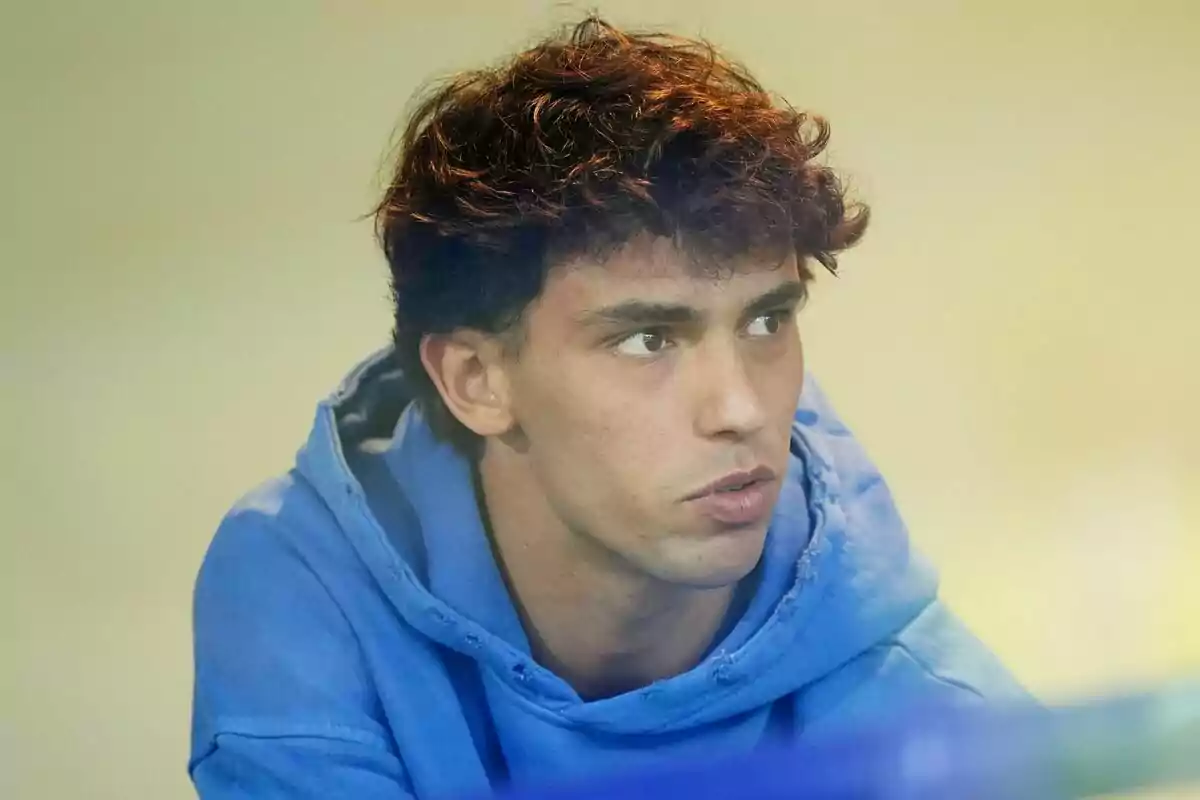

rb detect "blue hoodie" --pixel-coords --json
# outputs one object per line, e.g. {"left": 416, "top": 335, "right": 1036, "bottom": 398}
{"left": 189, "top": 347, "right": 1030, "bottom": 799}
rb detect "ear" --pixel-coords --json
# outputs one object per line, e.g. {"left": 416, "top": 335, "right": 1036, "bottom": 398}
{"left": 418, "top": 330, "right": 515, "bottom": 438}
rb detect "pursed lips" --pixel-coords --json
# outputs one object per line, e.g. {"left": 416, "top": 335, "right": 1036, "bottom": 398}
{"left": 683, "top": 464, "right": 777, "bottom": 501}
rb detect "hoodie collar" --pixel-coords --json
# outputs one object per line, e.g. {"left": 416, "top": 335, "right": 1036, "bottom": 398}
{"left": 384, "top": 403, "right": 532, "bottom": 652}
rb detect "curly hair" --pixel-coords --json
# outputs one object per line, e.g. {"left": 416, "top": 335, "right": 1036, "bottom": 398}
{"left": 374, "top": 16, "right": 869, "bottom": 457}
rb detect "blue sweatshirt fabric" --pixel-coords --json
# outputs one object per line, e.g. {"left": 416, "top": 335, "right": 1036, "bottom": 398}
{"left": 189, "top": 347, "right": 1030, "bottom": 799}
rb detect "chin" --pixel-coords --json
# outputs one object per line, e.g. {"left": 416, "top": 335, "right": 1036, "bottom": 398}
{"left": 658, "top": 526, "right": 768, "bottom": 589}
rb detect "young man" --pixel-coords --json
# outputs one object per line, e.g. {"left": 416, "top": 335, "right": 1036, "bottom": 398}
{"left": 190, "top": 17, "right": 1029, "bottom": 799}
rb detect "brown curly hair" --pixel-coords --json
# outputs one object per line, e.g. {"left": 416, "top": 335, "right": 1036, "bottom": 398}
{"left": 374, "top": 16, "right": 869, "bottom": 457}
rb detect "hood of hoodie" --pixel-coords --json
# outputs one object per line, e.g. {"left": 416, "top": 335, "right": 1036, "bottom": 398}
{"left": 294, "top": 347, "right": 939, "bottom": 737}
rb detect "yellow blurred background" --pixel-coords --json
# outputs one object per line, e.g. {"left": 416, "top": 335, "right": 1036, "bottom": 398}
{"left": 4, "top": 1, "right": 1197, "bottom": 797}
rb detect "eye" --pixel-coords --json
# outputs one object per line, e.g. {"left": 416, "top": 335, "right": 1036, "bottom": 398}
{"left": 614, "top": 330, "right": 671, "bottom": 357}
{"left": 745, "top": 311, "right": 788, "bottom": 337}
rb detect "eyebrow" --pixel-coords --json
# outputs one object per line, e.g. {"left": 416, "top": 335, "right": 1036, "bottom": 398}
{"left": 576, "top": 280, "right": 808, "bottom": 329}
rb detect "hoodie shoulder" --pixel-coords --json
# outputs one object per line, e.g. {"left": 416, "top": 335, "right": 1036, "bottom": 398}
{"left": 797, "top": 601, "right": 1032, "bottom": 738}
{"left": 192, "top": 475, "right": 390, "bottom": 746}
{"left": 797, "top": 379, "right": 1030, "bottom": 704}
{"left": 789, "top": 379, "right": 1031, "bottom": 735}
{"left": 190, "top": 475, "right": 415, "bottom": 794}
{"left": 890, "top": 600, "right": 1032, "bottom": 704}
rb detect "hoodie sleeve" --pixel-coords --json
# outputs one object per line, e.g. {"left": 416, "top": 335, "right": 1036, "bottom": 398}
{"left": 190, "top": 505, "right": 414, "bottom": 799}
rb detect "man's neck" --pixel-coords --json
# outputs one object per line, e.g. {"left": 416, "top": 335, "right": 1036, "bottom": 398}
{"left": 519, "top": 570, "right": 737, "bottom": 700}
{"left": 475, "top": 453, "right": 739, "bottom": 701}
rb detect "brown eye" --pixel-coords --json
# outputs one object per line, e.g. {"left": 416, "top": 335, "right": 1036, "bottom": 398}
{"left": 615, "top": 330, "right": 670, "bottom": 357}
{"left": 746, "top": 312, "right": 785, "bottom": 337}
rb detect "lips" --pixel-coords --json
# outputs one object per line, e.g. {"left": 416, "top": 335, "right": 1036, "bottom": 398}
{"left": 684, "top": 466, "right": 777, "bottom": 526}
{"left": 685, "top": 466, "right": 776, "bottom": 500}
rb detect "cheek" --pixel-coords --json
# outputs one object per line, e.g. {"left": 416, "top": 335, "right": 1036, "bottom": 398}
{"left": 523, "top": 346, "right": 665, "bottom": 444}
{"left": 515, "top": 360, "right": 615, "bottom": 473}
{"left": 563, "top": 394, "right": 676, "bottom": 483}
{"left": 753, "top": 337, "right": 806, "bottom": 408}
{"left": 522, "top": 367, "right": 677, "bottom": 507}
{"left": 782, "top": 357, "right": 806, "bottom": 411}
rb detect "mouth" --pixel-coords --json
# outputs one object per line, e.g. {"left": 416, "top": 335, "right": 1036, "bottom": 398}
{"left": 684, "top": 466, "right": 778, "bottom": 526}
{"left": 685, "top": 465, "right": 777, "bottom": 500}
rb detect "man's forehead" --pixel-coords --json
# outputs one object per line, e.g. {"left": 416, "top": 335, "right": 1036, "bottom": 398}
{"left": 550, "top": 239, "right": 801, "bottom": 307}
{"left": 567, "top": 235, "right": 793, "bottom": 275}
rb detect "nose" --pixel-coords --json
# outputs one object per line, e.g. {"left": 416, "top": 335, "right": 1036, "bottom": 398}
{"left": 691, "top": 341, "right": 768, "bottom": 441}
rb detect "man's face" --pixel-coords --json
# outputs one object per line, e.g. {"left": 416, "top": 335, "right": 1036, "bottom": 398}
{"left": 499, "top": 236, "right": 807, "bottom": 589}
